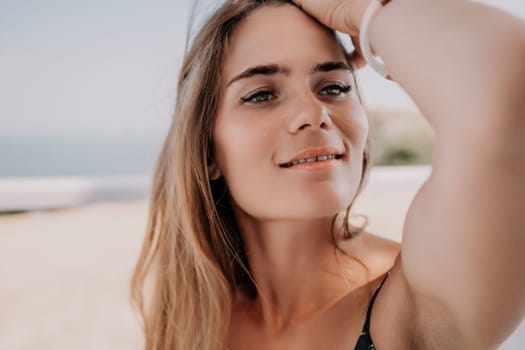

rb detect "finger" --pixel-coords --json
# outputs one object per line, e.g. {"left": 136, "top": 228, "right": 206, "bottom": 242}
{"left": 291, "top": 0, "right": 361, "bottom": 35}
{"left": 349, "top": 36, "right": 367, "bottom": 70}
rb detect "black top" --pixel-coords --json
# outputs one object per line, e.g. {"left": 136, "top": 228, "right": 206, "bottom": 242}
{"left": 353, "top": 271, "right": 391, "bottom": 350}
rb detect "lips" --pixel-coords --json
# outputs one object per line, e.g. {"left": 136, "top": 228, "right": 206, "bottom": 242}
{"left": 279, "top": 147, "right": 344, "bottom": 168}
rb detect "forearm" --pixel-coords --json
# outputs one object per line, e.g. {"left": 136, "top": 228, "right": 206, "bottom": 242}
{"left": 367, "top": 0, "right": 525, "bottom": 137}
{"left": 369, "top": 2, "right": 525, "bottom": 343}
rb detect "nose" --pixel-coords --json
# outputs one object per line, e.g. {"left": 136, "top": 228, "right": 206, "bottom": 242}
{"left": 286, "top": 89, "right": 333, "bottom": 134}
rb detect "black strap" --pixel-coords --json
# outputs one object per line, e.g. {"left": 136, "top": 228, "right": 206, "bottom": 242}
{"left": 362, "top": 271, "right": 391, "bottom": 334}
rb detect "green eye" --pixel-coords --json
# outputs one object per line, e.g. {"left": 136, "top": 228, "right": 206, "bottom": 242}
{"left": 241, "top": 90, "right": 276, "bottom": 104}
{"left": 319, "top": 84, "right": 352, "bottom": 96}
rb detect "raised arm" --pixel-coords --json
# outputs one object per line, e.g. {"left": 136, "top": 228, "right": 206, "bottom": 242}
{"left": 294, "top": 0, "right": 525, "bottom": 347}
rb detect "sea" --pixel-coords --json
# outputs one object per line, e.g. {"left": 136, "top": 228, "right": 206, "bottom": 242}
{"left": 0, "top": 133, "right": 165, "bottom": 177}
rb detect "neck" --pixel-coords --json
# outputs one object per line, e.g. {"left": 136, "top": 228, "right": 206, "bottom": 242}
{"left": 234, "top": 208, "right": 368, "bottom": 333}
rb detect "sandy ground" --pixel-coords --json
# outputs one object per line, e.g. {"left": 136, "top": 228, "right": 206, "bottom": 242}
{"left": 1, "top": 182, "right": 523, "bottom": 349}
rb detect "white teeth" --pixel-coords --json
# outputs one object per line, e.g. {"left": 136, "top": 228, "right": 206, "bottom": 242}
{"left": 283, "top": 154, "right": 339, "bottom": 167}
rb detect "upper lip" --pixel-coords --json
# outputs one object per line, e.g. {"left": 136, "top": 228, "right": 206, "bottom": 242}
{"left": 279, "top": 146, "right": 345, "bottom": 166}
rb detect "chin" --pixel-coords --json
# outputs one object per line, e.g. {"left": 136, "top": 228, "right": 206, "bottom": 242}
{"left": 258, "top": 185, "right": 358, "bottom": 220}
{"left": 298, "top": 191, "right": 354, "bottom": 218}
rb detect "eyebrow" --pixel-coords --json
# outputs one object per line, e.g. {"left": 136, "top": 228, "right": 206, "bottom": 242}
{"left": 311, "top": 61, "right": 352, "bottom": 74}
{"left": 227, "top": 64, "right": 288, "bottom": 87}
{"left": 227, "top": 61, "right": 351, "bottom": 87}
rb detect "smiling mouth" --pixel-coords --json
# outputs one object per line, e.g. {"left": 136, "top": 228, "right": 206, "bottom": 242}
{"left": 279, "top": 154, "right": 343, "bottom": 168}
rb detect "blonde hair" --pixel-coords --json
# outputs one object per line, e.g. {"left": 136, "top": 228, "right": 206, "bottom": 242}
{"left": 131, "top": 1, "right": 372, "bottom": 349}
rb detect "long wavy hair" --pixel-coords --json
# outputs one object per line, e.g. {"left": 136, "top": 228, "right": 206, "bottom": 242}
{"left": 130, "top": 1, "right": 372, "bottom": 349}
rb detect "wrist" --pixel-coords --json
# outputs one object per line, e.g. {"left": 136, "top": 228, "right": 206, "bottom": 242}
{"left": 359, "top": 0, "right": 393, "bottom": 79}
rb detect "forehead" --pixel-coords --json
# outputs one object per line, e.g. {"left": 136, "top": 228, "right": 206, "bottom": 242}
{"left": 222, "top": 4, "right": 347, "bottom": 79}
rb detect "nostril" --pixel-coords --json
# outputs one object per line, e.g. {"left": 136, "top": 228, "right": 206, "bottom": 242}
{"left": 298, "top": 124, "right": 310, "bottom": 131}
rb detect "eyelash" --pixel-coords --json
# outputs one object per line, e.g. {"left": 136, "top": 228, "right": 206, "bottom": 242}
{"left": 241, "top": 90, "right": 277, "bottom": 104}
{"left": 241, "top": 83, "right": 352, "bottom": 105}
{"left": 319, "top": 84, "right": 352, "bottom": 96}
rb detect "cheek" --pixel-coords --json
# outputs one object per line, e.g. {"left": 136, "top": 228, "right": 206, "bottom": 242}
{"left": 213, "top": 119, "right": 277, "bottom": 209}
{"left": 213, "top": 127, "right": 290, "bottom": 218}
{"left": 214, "top": 117, "right": 274, "bottom": 172}
{"left": 220, "top": 157, "right": 279, "bottom": 219}
{"left": 333, "top": 101, "right": 369, "bottom": 148}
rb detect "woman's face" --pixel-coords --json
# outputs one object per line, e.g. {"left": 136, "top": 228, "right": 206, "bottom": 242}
{"left": 212, "top": 4, "right": 368, "bottom": 220}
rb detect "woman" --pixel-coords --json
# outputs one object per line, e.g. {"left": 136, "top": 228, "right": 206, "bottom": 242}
{"left": 131, "top": 0, "right": 525, "bottom": 349}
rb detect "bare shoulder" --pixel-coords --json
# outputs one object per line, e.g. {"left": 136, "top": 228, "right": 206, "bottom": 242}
{"left": 346, "top": 232, "right": 471, "bottom": 349}
{"left": 346, "top": 231, "right": 401, "bottom": 279}
{"left": 368, "top": 246, "right": 470, "bottom": 350}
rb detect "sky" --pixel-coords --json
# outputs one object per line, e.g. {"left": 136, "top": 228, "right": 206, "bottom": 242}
{"left": 1, "top": 0, "right": 524, "bottom": 135}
